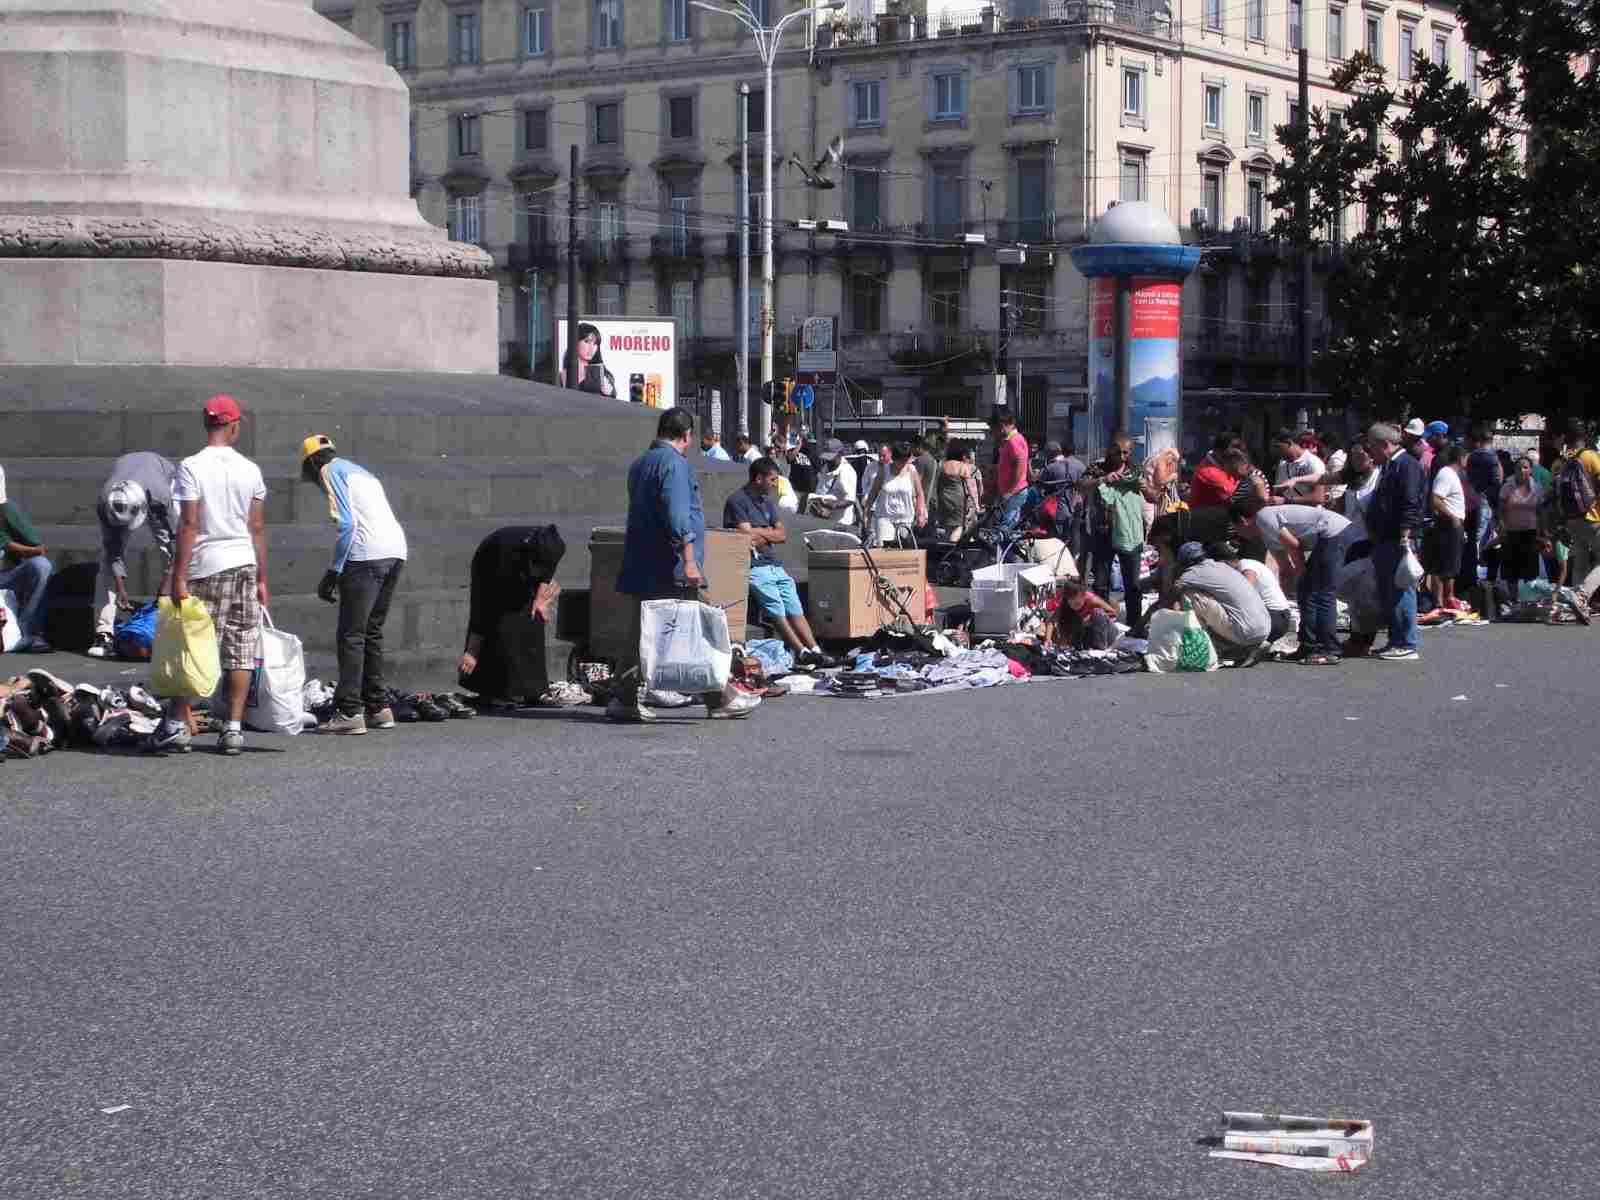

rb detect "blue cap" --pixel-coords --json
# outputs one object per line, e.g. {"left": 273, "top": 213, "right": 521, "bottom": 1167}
{"left": 1424, "top": 420, "right": 1450, "bottom": 438}
{"left": 1176, "top": 541, "right": 1207, "bottom": 569}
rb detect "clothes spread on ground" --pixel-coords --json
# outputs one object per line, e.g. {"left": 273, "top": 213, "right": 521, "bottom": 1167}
{"left": 317, "top": 457, "right": 409, "bottom": 570}
{"left": 745, "top": 638, "right": 794, "bottom": 678}
{"left": 459, "top": 525, "right": 565, "bottom": 702}
{"left": 171, "top": 444, "right": 267, "bottom": 581}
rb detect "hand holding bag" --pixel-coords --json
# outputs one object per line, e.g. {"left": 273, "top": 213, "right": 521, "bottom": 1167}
{"left": 234, "top": 609, "right": 306, "bottom": 736}
{"left": 1395, "top": 545, "right": 1425, "bottom": 589}
{"left": 639, "top": 600, "right": 733, "bottom": 695}
{"left": 150, "top": 596, "right": 222, "bottom": 698}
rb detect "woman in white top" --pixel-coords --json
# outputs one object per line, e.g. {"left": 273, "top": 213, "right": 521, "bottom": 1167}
{"left": 1426, "top": 445, "right": 1469, "bottom": 614}
{"left": 863, "top": 441, "right": 928, "bottom": 546}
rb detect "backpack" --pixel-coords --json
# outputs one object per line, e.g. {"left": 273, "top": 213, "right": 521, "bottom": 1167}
{"left": 1557, "top": 455, "right": 1597, "bottom": 521}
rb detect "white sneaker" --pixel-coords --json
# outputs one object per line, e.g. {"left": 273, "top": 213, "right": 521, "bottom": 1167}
{"left": 87, "top": 633, "right": 114, "bottom": 659}
{"left": 706, "top": 683, "right": 761, "bottom": 719}
{"left": 538, "top": 681, "right": 592, "bottom": 707}
{"left": 1376, "top": 646, "right": 1419, "bottom": 662}
{"left": 605, "top": 697, "right": 656, "bottom": 723}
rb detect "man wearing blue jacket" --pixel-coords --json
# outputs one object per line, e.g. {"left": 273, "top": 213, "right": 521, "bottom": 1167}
{"left": 609, "top": 407, "right": 755, "bottom": 723}
{"left": 301, "top": 435, "right": 409, "bottom": 734}
{"left": 1363, "top": 422, "right": 1427, "bottom": 662}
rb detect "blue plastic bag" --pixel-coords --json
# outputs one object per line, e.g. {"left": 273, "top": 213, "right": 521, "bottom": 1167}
{"left": 113, "top": 601, "right": 159, "bottom": 660}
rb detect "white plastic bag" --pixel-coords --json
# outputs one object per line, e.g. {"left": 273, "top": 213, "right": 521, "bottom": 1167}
{"left": 0, "top": 589, "right": 19, "bottom": 653}
{"left": 1143, "top": 608, "right": 1191, "bottom": 674}
{"left": 1395, "top": 546, "right": 1424, "bottom": 589}
{"left": 230, "top": 609, "right": 306, "bottom": 736}
{"left": 639, "top": 599, "right": 733, "bottom": 694}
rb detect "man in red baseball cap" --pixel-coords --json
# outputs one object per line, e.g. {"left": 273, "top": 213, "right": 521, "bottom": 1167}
{"left": 203, "top": 393, "right": 242, "bottom": 426}
{"left": 144, "top": 393, "right": 269, "bottom": 755}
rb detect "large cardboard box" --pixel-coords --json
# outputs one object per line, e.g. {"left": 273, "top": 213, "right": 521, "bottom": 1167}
{"left": 807, "top": 548, "right": 926, "bottom": 641}
{"left": 588, "top": 527, "right": 750, "bottom": 664}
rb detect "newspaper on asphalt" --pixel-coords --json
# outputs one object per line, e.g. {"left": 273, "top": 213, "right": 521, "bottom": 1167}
{"left": 1208, "top": 1111, "right": 1373, "bottom": 1172}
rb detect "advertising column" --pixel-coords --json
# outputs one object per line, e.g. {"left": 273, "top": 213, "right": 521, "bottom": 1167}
{"left": 557, "top": 317, "right": 678, "bottom": 406}
{"left": 1127, "top": 277, "right": 1182, "bottom": 459}
{"left": 1087, "top": 277, "right": 1117, "bottom": 452}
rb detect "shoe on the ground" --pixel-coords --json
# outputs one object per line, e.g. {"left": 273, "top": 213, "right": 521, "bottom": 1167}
{"left": 366, "top": 706, "right": 396, "bottom": 729}
{"left": 142, "top": 720, "right": 193, "bottom": 754}
{"left": 1567, "top": 592, "right": 1592, "bottom": 625}
{"left": 24, "top": 668, "right": 73, "bottom": 699}
{"left": 414, "top": 694, "right": 449, "bottom": 722}
{"left": 392, "top": 694, "right": 421, "bottom": 722}
{"left": 217, "top": 729, "right": 244, "bottom": 755}
{"left": 125, "top": 684, "right": 163, "bottom": 717}
{"left": 799, "top": 648, "right": 839, "bottom": 669}
{"left": 434, "top": 692, "right": 477, "bottom": 719}
{"left": 320, "top": 711, "right": 367, "bottom": 736}
{"left": 87, "top": 632, "right": 115, "bottom": 658}
{"left": 706, "top": 682, "right": 761, "bottom": 720}
{"left": 760, "top": 682, "right": 790, "bottom": 698}
{"left": 605, "top": 696, "right": 656, "bottom": 723}
{"left": 14, "top": 636, "right": 52, "bottom": 653}
{"left": 1376, "top": 646, "right": 1420, "bottom": 661}
{"left": 537, "top": 681, "right": 592, "bottom": 708}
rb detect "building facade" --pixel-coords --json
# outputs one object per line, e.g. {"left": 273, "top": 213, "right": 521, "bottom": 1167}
{"left": 318, "top": 0, "right": 1470, "bottom": 451}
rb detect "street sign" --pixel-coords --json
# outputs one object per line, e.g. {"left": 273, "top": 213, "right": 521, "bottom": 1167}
{"left": 795, "top": 314, "right": 837, "bottom": 385}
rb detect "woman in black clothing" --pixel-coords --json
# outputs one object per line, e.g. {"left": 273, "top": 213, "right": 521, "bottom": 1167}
{"left": 458, "top": 525, "right": 566, "bottom": 705}
{"left": 558, "top": 322, "right": 617, "bottom": 397}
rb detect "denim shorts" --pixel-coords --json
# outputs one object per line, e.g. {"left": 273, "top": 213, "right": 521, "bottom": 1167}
{"left": 749, "top": 563, "right": 803, "bottom": 618}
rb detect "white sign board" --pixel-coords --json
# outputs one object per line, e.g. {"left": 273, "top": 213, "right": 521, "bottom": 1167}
{"left": 558, "top": 316, "right": 677, "bottom": 406}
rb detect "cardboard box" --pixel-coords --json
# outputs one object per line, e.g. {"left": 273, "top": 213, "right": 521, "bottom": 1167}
{"left": 588, "top": 527, "right": 750, "bottom": 663}
{"left": 970, "top": 562, "right": 1054, "bottom": 636}
{"left": 807, "top": 548, "right": 927, "bottom": 641}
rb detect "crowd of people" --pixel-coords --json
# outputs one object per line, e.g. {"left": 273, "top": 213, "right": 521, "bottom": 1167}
{"left": 5, "top": 397, "right": 1596, "bottom": 750}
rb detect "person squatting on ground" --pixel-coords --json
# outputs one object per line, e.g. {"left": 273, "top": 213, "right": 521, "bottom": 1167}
{"left": 457, "top": 525, "right": 569, "bottom": 708}
{"left": 145, "top": 394, "right": 268, "bottom": 756}
{"left": 300, "top": 435, "right": 409, "bottom": 735}
{"left": 1051, "top": 576, "right": 1120, "bottom": 651}
{"left": 0, "top": 470, "right": 55, "bottom": 653}
{"left": 88, "top": 452, "right": 177, "bottom": 659}
{"left": 608, "top": 406, "right": 757, "bottom": 724}
{"left": 1209, "top": 540, "right": 1295, "bottom": 648}
{"left": 1169, "top": 541, "right": 1272, "bottom": 665}
{"left": 724, "top": 457, "right": 837, "bottom": 670}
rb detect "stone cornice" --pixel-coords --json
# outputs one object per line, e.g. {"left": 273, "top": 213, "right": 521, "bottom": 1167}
{"left": 0, "top": 216, "right": 493, "bottom": 279}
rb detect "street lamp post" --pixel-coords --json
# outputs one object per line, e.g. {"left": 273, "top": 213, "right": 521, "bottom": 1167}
{"left": 692, "top": 0, "right": 843, "bottom": 448}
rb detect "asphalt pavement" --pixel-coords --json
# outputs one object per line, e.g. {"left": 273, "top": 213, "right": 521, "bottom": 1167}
{"left": 3, "top": 622, "right": 1597, "bottom": 1199}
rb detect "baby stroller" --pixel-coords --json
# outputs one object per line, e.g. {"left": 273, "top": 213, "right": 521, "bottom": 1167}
{"left": 931, "top": 495, "right": 1037, "bottom": 588}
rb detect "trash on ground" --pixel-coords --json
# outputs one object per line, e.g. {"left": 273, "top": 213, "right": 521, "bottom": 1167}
{"left": 1208, "top": 1111, "right": 1373, "bottom": 1172}
{"left": 99, "top": 1105, "right": 131, "bottom": 1115}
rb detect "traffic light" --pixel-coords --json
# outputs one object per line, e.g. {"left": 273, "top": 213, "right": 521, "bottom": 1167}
{"left": 782, "top": 377, "right": 796, "bottom": 413}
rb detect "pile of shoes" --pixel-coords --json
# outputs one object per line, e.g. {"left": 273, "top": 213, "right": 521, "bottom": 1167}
{"left": 1, "top": 670, "right": 169, "bottom": 759}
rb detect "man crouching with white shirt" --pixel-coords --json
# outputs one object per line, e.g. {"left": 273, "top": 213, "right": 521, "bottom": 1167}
{"left": 145, "top": 394, "right": 268, "bottom": 756}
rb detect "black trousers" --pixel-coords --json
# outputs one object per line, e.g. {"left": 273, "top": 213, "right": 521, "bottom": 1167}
{"left": 335, "top": 558, "right": 403, "bottom": 715}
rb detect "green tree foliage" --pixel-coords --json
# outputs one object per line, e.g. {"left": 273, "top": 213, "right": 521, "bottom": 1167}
{"left": 1269, "top": 1, "right": 1599, "bottom": 422}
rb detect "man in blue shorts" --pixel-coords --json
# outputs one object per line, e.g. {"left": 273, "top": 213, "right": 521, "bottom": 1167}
{"left": 724, "top": 457, "right": 838, "bottom": 669}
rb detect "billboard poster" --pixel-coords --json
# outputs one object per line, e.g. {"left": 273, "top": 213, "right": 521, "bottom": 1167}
{"left": 796, "top": 315, "right": 838, "bottom": 385}
{"left": 557, "top": 316, "right": 677, "bottom": 407}
{"left": 1127, "top": 277, "right": 1181, "bottom": 459}
{"left": 1087, "top": 277, "right": 1116, "bottom": 452}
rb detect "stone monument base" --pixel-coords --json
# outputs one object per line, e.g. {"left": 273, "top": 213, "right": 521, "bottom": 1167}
{"left": 0, "top": 259, "right": 498, "bottom": 373}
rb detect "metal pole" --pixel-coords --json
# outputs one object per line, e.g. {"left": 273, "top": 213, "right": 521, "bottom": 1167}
{"left": 760, "top": 43, "right": 776, "bottom": 448}
{"left": 1296, "top": 46, "right": 1313, "bottom": 395}
{"left": 565, "top": 142, "right": 579, "bottom": 390}
{"left": 739, "top": 83, "right": 751, "bottom": 438}
{"left": 1114, "top": 276, "right": 1131, "bottom": 438}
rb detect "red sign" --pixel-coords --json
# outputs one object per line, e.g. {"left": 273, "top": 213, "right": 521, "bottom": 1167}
{"left": 1129, "top": 278, "right": 1181, "bottom": 340}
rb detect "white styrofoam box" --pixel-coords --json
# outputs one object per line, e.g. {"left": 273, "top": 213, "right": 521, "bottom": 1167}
{"left": 969, "top": 563, "right": 1055, "bottom": 635}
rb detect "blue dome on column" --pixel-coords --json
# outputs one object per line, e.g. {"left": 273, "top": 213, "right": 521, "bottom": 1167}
{"left": 1070, "top": 201, "right": 1203, "bottom": 279}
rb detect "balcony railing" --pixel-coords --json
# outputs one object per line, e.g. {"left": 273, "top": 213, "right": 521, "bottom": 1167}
{"left": 579, "top": 235, "right": 629, "bottom": 266}
{"left": 649, "top": 232, "right": 704, "bottom": 260}
{"left": 506, "top": 240, "right": 559, "bottom": 272}
{"left": 998, "top": 216, "right": 1056, "bottom": 244}
{"left": 819, "top": 1, "right": 1171, "bottom": 48}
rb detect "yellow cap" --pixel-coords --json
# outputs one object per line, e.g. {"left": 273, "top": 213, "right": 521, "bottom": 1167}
{"left": 300, "top": 433, "right": 335, "bottom": 464}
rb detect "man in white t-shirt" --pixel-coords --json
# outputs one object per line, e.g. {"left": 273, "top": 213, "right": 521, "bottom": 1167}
{"left": 1271, "top": 428, "right": 1327, "bottom": 502}
{"left": 1211, "top": 540, "right": 1295, "bottom": 647}
{"left": 807, "top": 438, "right": 859, "bottom": 527}
{"left": 146, "top": 393, "right": 268, "bottom": 756}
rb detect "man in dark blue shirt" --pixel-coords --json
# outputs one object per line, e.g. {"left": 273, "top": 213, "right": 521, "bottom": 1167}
{"left": 610, "top": 407, "right": 753, "bottom": 722}
{"left": 724, "top": 457, "right": 836, "bottom": 668}
{"left": 1364, "top": 422, "right": 1427, "bottom": 661}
